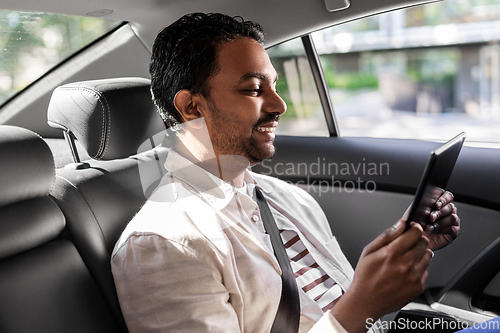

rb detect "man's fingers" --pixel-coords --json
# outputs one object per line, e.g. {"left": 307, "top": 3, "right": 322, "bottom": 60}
{"left": 399, "top": 227, "right": 430, "bottom": 266}
{"left": 426, "top": 212, "right": 460, "bottom": 234}
{"left": 429, "top": 202, "right": 457, "bottom": 222}
{"left": 362, "top": 219, "right": 405, "bottom": 255}
{"left": 435, "top": 191, "right": 454, "bottom": 210}
{"left": 432, "top": 225, "right": 460, "bottom": 242}
{"left": 389, "top": 222, "right": 426, "bottom": 255}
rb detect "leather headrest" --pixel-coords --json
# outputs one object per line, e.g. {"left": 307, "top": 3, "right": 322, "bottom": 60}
{"left": 47, "top": 78, "right": 165, "bottom": 160}
{"left": 0, "top": 126, "right": 55, "bottom": 207}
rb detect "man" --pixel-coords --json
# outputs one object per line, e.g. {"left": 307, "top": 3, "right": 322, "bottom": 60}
{"left": 111, "top": 13, "right": 460, "bottom": 333}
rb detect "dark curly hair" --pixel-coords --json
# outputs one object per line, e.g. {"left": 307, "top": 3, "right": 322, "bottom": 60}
{"left": 149, "top": 13, "right": 265, "bottom": 128}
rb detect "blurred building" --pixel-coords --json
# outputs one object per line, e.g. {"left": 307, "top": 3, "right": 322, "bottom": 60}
{"left": 312, "top": 3, "right": 500, "bottom": 117}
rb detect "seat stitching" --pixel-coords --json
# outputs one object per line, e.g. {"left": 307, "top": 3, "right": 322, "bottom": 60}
{"left": 90, "top": 86, "right": 111, "bottom": 159}
{"left": 33, "top": 131, "right": 57, "bottom": 193}
{"left": 55, "top": 86, "right": 110, "bottom": 159}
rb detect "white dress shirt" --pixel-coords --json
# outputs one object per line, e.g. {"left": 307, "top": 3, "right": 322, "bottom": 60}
{"left": 111, "top": 149, "right": 379, "bottom": 333}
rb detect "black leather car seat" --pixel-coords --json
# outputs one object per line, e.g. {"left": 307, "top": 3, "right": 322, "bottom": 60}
{"left": 0, "top": 125, "right": 121, "bottom": 333}
{"left": 47, "top": 78, "right": 168, "bottom": 333}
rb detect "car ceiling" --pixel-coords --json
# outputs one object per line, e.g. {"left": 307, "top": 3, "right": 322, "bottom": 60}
{"left": 2, "top": 0, "right": 441, "bottom": 48}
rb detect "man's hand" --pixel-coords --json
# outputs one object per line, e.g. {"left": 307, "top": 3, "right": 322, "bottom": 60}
{"left": 425, "top": 191, "right": 460, "bottom": 250}
{"left": 330, "top": 221, "right": 432, "bottom": 333}
{"left": 402, "top": 190, "right": 460, "bottom": 251}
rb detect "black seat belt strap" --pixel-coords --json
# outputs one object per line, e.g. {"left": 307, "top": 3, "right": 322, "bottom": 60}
{"left": 255, "top": 187, "right": 300, "bottom": 333}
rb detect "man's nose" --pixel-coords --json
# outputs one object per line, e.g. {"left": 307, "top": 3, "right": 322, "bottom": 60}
{"left": 264, "top": 90, "right": 287, "bottom": 115}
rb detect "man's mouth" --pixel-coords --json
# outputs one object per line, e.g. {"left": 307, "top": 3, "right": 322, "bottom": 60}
{"left": 254, "top": 115, "right": 279, "bottom": 135}
{"left": 255, "top": 126, "right": 276, "bottom": 133}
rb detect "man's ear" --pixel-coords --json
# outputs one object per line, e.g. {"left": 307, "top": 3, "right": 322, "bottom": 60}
{"left": 174, "top": 89, "right": 205, "bottom": 122}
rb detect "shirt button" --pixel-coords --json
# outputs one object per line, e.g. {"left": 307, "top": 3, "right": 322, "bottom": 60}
{"left": 252, "top": 215, "right": 260, "bottom": 222}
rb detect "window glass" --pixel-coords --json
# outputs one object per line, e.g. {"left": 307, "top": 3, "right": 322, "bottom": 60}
{"left": 0, "top": 11, "right": 121, "bottom": 105}
{"left": 472, "top": 269, "right": 500, "bottom": 315}
{"left": 406, "top": 0, "right": 500, "bottom": 27}
{"left": 313, "top": 0, "right": 500, "bottom": 143}
{"left": 267, "top": 39, "right": 329, "bottom": 137}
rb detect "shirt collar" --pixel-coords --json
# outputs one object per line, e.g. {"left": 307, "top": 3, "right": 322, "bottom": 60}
{"left": 164, "top": 149, "right": 257, "bottom": 212}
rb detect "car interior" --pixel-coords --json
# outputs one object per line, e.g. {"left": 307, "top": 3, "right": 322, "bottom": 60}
{"left": 1, "top": 0, "right": 500, "bottom": 332}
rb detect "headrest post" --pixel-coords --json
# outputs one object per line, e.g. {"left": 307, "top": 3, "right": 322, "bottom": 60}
{"left": 63, "top": 130, "right": 81, "bottom": 163}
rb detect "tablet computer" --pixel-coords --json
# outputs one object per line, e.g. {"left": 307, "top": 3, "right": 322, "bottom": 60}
{"left": 405, "top": 132, "right": 466, "bottom": 231}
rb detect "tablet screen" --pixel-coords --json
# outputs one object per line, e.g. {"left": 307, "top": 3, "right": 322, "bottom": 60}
{"left": 405, "top": 132, "right": 466, "bottom": 231}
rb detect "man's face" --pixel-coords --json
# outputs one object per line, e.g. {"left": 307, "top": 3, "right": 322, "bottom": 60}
{"left": 200, "top": 37, "right": 287, "bottom": 165}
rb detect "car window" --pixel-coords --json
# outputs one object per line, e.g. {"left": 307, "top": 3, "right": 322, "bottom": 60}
{"left": 267, "top": 39, "right": 330, "bottom": 137}
{"left": 473, "top": 268, "right": 500, "bottom": 316}
{"left": 312, "top": 0, "right": 500, "bottom": 144}
{"left": 0, "top": 10, "right": 121, "bottom": 106}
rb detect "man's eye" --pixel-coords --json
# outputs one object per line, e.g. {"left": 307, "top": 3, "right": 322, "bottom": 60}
{"left": 244, "top": 89, "right": 262, "bottom": 95}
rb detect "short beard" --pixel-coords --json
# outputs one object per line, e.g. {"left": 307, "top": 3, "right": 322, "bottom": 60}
{"left": 205, "top": 99, "right": 279, "bottom": 165}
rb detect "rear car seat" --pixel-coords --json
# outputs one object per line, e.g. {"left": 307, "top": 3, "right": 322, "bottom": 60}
{"left": 47, "top": 78, "right": 168, "bottom": 333}
{"left": 0, "top": 125, "right": 121, "bottom": 333}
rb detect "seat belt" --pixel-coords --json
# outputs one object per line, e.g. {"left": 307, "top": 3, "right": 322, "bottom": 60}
{"left": 255, "top": 187, "right": 300, "bottom": 333}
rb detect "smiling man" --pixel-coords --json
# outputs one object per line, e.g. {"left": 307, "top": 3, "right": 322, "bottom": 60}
{"left": 111, "top": 13, "right": 460, "bottom": 333}
{"left": 170, "top": 35, "right": 286, "bottom": 185}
